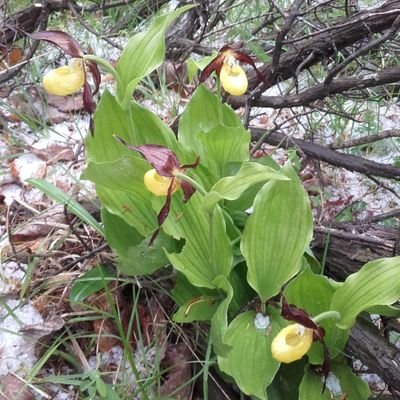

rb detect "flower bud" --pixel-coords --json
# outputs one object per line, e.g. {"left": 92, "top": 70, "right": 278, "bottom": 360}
{"left": 220, "top": 63, "right": 248, "bottom": 96}
{"left": 144, "top": 169, "right": 180, "bottom": 196}
{"left": 43, "top": 58, "right": 85, "bottom": 96}
{"left": 271, "top": 323, "right": 313, "bottom": 363}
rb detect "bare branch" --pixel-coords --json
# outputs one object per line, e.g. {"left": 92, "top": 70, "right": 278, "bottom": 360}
{"left": 330, "top": 129, "right": 400, "bottom": 149}
{"left": 250, "top": 128, "right": 400, "bottom": 180}
{"left": 324, "top": 14, "right": 400, "bottom": 84}
{"left": 230, "top": 67, "right": 400, "bottom": 109}
{"left": 271, "top": 0, "right": 305, "bottom": 75}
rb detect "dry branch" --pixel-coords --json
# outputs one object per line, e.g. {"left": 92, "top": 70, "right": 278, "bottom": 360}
{"left": 250, "top": 128, "right": 400, "bottom": 180}
{"left": 312, "top": 223, "right": 400, "bottom": 393}
{"left": 230, "top": 67, "right": 400, "bottom": 109}
{"left": 247, "top": 0, "right": 400, "bottom": 93}
{"left": 312, "top": 223, "right": 399, "bottom": 280}
{"left": 347, "top": 318, "right": 400, "bottom": 393}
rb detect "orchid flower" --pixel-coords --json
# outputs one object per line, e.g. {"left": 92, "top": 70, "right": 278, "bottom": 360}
{"left": 29, "top": 30, "right": 101, "bottom": 117}
{"left": 199, "top": 44, "right": 265, "bottom": 96}
{"left": 271, "top": 323, "right": 314, "bottom": 363}
{"left": 115, "top": 136, "right": 199, "bottom": 245}
{"left": 272, "top": 295, "right": 330, "bottom": 387}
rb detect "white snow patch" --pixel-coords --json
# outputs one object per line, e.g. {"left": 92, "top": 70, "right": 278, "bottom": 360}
{"left": 0, "top": 262, "right": 27, "bottom": 296}
{"left": 0, "top": 299, "right": 44, "bottom": 376}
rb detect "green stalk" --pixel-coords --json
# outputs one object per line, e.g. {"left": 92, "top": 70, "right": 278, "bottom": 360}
{"left": 208, "top": 210, "right": 215, "bottom": 265}
{"left": 312, "top": 310, "right": 341, "bottom": 324}
{"left": 173, "top": 172, "right": 207, "bottom": 196}
{"left": 261, "top": 301, "right": 267, "bottom": 315}
{"left": 126, "top": 104, "right": 138, "bottom": 144}
{"left": 250, "top": 130, "right": 271, "bottom": 157}
{"left": 216, "top": 76, "right": 223, "bottom": 123}
{"left": 202, "top": 333, "right": 213, "bottom": 400}
{"left": 102, "top": 284, "right": 149, "bottom": 399}
{"left": 83, "top": 55, "right": 122, "bottom": 94}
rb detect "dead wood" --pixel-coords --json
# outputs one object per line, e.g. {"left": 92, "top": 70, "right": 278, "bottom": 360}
{"left": 250, "top": 128, "right": 400, "bottom": 180}
{"left": 312, "top": 223, "right": 399, "bottom": 280}
{"left": 347, "top": 318, "right": 400, "bottom": 394}
{"left": 230, "top": 67, "right": 400, "bottom": 109}
{"left": 312, "top": 222, "right": 400, "bottom": 394}
{"left": 246, "top": 0, "right": 400, "bottom": 93}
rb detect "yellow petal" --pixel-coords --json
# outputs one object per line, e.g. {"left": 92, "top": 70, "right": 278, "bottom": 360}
{"left": 220, "top": 63, "right": 248, "bottom": 96}
{"left": 43, "top": 58, "right": 85, "bottom": 96}
{"left": 144, "top": 169, "right": 180, "bottom": 196}
{"left": 271, "top": 323, "right": 313, "bottom": 363}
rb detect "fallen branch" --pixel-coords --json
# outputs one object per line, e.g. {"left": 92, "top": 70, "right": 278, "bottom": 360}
{"left": 230, "top": 67, "right": 400, "bottom": 109}
{"left": 246, "top": 0, "right": 400, "bottom": 93}
{"left": 250, "top": 128, "right": 400, "bottom": 180}
{"left": 347, "top": 317, "right": 400, "bottom": 393}
{"left": 329, "top": 130, "right": 400, "bottom": 150}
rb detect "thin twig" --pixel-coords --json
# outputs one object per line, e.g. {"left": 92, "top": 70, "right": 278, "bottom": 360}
{"left": 68, "top": 1, "right": 122, "bottom": 51}
{"left": 330, "top": 130, "right": 400, "bottom": 149}
{"left": 271, "top": 0, "right": 305, "bottom": 75}
{"left": 324, "top": 14, "right": 400, "bottom": 84}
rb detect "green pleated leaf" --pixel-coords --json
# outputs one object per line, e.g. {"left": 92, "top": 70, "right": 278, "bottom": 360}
{"left": 299, "top": 366, "right": 331, "bottom": 400}
{"left": 241, "top": 162, "right": 313, "bottom": 301}
{"left": 367, "top": 304, "right": 400, "bottom": 317}
{"left": 218, "top": 309, "right": 284, "bottom": 400}
{"left": 329, "top": 363, "right": 370, "bottom": 399}
{"left": 284, "top": 267, "right": 349, "bottom": 363}
{"left": 116, "top": 5, "right": 195, "bottom": 103}
{"left": 266, "top": 360, "right": 305, "bottom": 400}
{"left": 173, "top": 295, "right": 220, "bottom": 323}
{"left": 228, "top": 262, "right": 257, "bottom": 316}
{"left": 83, "top": 155, "right": 149, "bottom": 192}
{"left": 172, "top": 273, "right": 220, "bottom": 322}
{"left": 86, "top": 90, "right": 178, "bottom": 162}
{"left": 86, "top": 90, "right": 130, "bottom": 163}
{"left": 119, "top": 231, "right": 176, "bottom": 276}
{"left": 164, "top": 193, "right": 232, "bottom": 289}
{"left": 186, "top": 53, "right": 217, "bottom": 81}
{"left": 198, "top": 125, "right": 250, "bottom": 177}
{"left": 178, "top": 85, "right": 249, "bottom": 175}
{"left": 103, "top": 207, "right": 175, "bottom": 275}
{"left": 96, "top": 184, "right": 156, "bottom": 237}
{"left": 70, "top": 266, "right": 115, "bottom": 303}
{"left": 203, "top": 161, "right": 288, "bottom": 211}
{"left": 101, "top": 207, "right": 143, "bottom": 256}
{"left": 179, "top": 85, "right": 242, "bottom": 146}
{"left": 84, "top": 157, "right": 157, "bottom": 237}
{"left": 210, "top": 276, "right": 234, "bottom": 356}
{"left": 330, "top": 256, "right": 400, "bottom": 329}
{"left": 27, "top": 178, "right": 104, "bottom": 236}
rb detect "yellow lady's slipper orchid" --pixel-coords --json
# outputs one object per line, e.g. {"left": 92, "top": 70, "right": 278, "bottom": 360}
{"left": 115, "top": 138, "right": 200, "bottom": 245}
{"left": 43, "top": 58, "right": 85, "bottom": 96}
{"left": 220, "top": 61, "right": 248, "bottom": 96}
{"left": 199, "top": 44, "right": 265, "bottom": 96}
{"left": 271, "top": 323, "right": 313, "bottom": 363}
{"left": 144, "top": 168, "right": 181, "bottom": 196}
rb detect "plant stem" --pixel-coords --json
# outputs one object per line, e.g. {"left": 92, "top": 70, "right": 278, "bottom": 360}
{"left": 174, "top": 172, "right": 207, "bottom": 196}
{"left": 216, "top": 76, "right": 223, "bottom": 123}
{"left": 312, "top": 310, "right": 341, "bottom": 324}
{"left": 208, "top": 210, "right": 215, "bottom": 265}
{"left": 250, "top": 130, "right": 271, "bottom": 157}
{"left": 83, "top": 54, "right": 123, "bottom": 100}
{"left": 126, "top": 104, "right": 138, "bottom": 144}
{"left": 261, "top": 301, "right": 266, "bottom": 314}
{"left": 203, "top": 333, "right": 213, "bottom": 400}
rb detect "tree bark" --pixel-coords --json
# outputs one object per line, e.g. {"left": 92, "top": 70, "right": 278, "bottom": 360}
{"left": 250, "top": 128, "right": 400, "bottom": 180}
{"left": 347, "top": 318, "right": 400, "bottom": 393}
{"left": 312, "top": 223, "right": 399, "bottom": 280}
{"left": 246, "top": 0, "right": 400, "bottom": 92}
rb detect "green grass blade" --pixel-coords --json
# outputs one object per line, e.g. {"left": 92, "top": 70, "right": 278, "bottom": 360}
{"left": 27, "top": 178, "right": 104, "bottom": 236}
